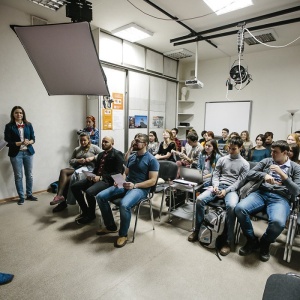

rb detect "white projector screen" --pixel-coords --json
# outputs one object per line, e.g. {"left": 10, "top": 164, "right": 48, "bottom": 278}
{"left": 11, "top": 22, "right": 109, "bottom": 96}
{"left": 204, "top": 101, "right": 252, "bottom": 134}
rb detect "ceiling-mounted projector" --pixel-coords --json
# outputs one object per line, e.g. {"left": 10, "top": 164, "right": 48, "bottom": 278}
{"left": 185, "top": 78, "right": 204, "bottom": 89}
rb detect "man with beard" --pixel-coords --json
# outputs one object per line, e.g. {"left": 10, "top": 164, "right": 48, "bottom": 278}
{"left": 95, "top": 133, "right": 159, "bottom": 248}
{"left": 188, "top": 136, "right": 250, "bottom": 256}
{"left": 71, "top": 136, "right": 124, "bottom": 225}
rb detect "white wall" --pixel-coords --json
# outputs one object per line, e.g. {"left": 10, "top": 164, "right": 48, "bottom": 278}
{"left": 180, "top": 45, "right": 300, "bottom": 142}
{"left": 0, "top": 5, "right": 87, "bottom": 200}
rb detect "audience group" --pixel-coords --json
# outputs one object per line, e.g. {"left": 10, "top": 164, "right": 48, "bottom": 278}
{"left": 4, "top": 106, "right": 300, "bottom": 259}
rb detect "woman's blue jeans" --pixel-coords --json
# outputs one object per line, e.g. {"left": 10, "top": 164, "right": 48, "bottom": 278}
{"left": 235, "top": 190, "right": 290, "bottom": 243}
{"left": 96, "top": 186, "right": 148, "bottom": 237}
{"left": 195, "top": 184, "right": 239, "bottom": 244}
{"left": 10, "top": 150, "right": 33, "bottom": 200}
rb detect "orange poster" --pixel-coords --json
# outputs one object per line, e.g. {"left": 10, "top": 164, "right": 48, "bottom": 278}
{"left": 112, "top": 92, "right": 124, "bottom": 110}
{"left": 102, "top": 108, "right": 113, "bottom": 130}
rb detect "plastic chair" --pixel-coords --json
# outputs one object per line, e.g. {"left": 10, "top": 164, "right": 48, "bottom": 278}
{"left": 110, "top": 182, "right": 157, "bottom": 243}
{"left": 262, "top": 273, "right": 300, "bottom": 300}
{"left": 155, "top": 161, "right": 178, "bottom": 221}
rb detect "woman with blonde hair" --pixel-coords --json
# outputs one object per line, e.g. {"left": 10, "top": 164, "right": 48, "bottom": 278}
{"left": 155, "top": 129, "right": 176, "bottom": 162}
{"left": 241, "top": 130, "right": 253, "bottom": 158}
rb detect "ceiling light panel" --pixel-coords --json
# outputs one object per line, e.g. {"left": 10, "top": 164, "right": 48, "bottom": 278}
{"left": 111, "top": 23, "right": 153, "bottom": 43}
{"left": 28, "top": 0, "right": 67, "bottom": 11}
{"left": 203, "top": 0, "right": 253, "bottom": 15}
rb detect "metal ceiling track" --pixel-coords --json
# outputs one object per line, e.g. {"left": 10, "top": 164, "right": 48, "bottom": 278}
{"left": 143, "top": 0, "right": 217, "bottom": 48}
{"left": 170, "top": 5, "right": 300, "bottom": 46}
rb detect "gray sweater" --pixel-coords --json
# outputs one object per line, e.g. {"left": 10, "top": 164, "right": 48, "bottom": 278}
{"left": 247, "top": 157, "right": 300, "bottom": 201}
{"left": 212, "top": 154, "right": 250, "bottom": 193}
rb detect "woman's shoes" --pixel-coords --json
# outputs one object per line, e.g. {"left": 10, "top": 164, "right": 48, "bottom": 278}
{"left": 52, "top": 201, "right": 68, "bottom": 213}
{"left": 50, "top": 195, "right": 65, "bottom": 205}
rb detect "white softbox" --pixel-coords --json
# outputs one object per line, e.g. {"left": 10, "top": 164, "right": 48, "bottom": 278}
{"left": 11, "top": 21, "right": 109, "bottom": 96}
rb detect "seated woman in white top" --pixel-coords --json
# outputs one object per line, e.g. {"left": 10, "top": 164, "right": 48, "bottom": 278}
{"left": 147, "top": 131, "right": 159, "bottom": 155}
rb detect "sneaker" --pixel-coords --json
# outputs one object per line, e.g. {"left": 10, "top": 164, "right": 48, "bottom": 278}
{"left": 259, "top": 239, "right": 271, "bottom": 262}
{"left": 220, "top": 243, "right": 231, "bottom": 256}
{"left": 52, "top": 201, "right": 67, "bottom": 213}
{"left": 96, "top": 227, "right": 118, "bottom": 235}
{"left": 239, "top": 237, "right": 260, "bottom": 256}
{"left": 188, "top": 230, "right": 199, "bottom": 242}
{"left": 114, "top": 236, "right": 128, "bottom": 248}
{"left": 50, "top": 195, "right": 65, "bottom": 206}
{"left": 17, "top": 199, "right": 25, "bottom": 205}
{"left": 26, "top": 195, "right": 38, "bottom": 201}
{"left": 76, "top": 215, "right": 96, "bottom": 225}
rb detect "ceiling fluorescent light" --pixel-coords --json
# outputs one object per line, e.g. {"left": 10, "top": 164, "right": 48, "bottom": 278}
{"left": 28, "top": 0, "right": 66, "bottom": 11}
{"left": 111, "top": 23, "right": 153, "bottom": 43}
{"left": 203, "top": 0, "right": 253, "bottom": 15}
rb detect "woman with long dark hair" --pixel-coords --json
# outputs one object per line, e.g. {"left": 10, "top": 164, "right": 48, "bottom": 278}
{"left": 147, "top": 131, "right": 159, "bottom": 155}
{"left": 248, "top": 134, "right": 270, "bottom": 162}
{"left": 197, "top": 139, "right": 222, "bottom": 187}
{"left": 4, "top": 106, "right": 36, "bottom": 205}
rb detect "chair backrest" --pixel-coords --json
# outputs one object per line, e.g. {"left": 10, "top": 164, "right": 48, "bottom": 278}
{"left": 179, "top": 166, "right": 203, "bottom": 184}
{"left": 158, "top": 161, "right": 178, "bottom": 181}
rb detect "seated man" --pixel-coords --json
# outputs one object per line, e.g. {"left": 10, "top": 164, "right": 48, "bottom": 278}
{"left": 218, "top": 128, "right": 229, "bottom": 145}
{"left": 96, "top": 133, "right": 159, "bottom": 248}
{"left": 188, "top": 136, "right": 250, "bottom": 256}
{"left": 71, "top": 136, "right": 124, "bottom": 225}
{"left": 235, "top": 140, "right": 300, "bottom": 262}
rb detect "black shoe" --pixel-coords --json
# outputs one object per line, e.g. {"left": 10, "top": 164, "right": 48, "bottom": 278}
{"left": 76, "top": 215, "right": 96, "bottom": 225}
{"left": 239, "top": 237, "right": 260, "bottom": 256}
{"left": 52, "top": 201, "right": 67, "bottom": 213}
{"left": 259, "top": 238, "right": 271, "bottom": 262}
{"left": 112, "top": 205, "right": 119, "bottom": 211}
{"left": 188, "top": 230, "right": 199, "bottom": 242}
{"left": 17, "top": 199, "right": 25, "bottom": 205}
{"left": 26, "top": 195, "right": 38, "bottom": 201}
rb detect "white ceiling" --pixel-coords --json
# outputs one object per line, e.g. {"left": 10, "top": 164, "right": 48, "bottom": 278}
{"left": 1, "top": 0, "right": 300, "bottom": 62}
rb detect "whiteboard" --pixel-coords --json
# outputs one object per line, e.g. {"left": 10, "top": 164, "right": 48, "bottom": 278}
{"left": 204, "top": 101, "right": 252, "bottom": 135}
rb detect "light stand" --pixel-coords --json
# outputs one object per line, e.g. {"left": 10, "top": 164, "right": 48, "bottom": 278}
{"left": 287, "top": 109, "right": 299, "bottom": 133}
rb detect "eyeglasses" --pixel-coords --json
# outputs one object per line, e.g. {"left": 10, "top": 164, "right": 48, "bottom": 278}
{"left": 134, "top": 139, "right": 145, "bottom": 144}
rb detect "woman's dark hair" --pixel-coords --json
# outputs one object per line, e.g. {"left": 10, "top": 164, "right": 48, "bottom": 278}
{"left": 202, "top": 139, "right": 222, "bottom": 164}
{"left": 10, "top": 106, "right": 28, "bottom": 124}
{"left": 289, "top": 143, "right": 300, "bottom": 162}
{"left": 149, "top": 131, "right": 158, "bottom": 142}
{"left": 256, "top": 134, "right": 266, "bottom": 144}
{"left": 201, "top": 130, "right": 207, "bottom": 137}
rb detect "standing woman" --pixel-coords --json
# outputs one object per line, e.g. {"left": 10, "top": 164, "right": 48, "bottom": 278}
{"left": 4, "top": 106, "right": 36, "bottom": 205}
{"left": 155, "top": 129, "right": 176, "bottom": 162}
{"left": 77, "top": 115, "right": 99, "bottom": 145}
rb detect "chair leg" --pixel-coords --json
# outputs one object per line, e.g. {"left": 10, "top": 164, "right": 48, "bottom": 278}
{"left": 159, "top": 189, "right": 166, "bottom": 222}
{"left": 149, "top": 199, "right": 155, "bottom": 230}
{"left": 234, "top": 221, "right": 241, "bottom": 245}
{"left": 132, "top": 202, "right": 142, "bottom": 243}
{"left": 287, "top": 212, "right": 297, "bottom": 263}
{"left": 284, "top": 212, "right": 296, "bottom": 262}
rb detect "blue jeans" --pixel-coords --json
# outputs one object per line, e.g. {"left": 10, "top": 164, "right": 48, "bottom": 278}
{"left": 195, "top": 184, "right": 239, "bottom": 244}
{"left": 235, "top": 190, "right": 290, "bottom": 243}
{"left": 96, "top": 186, "right": 148, "bottom": 237}
{"left": 10, "top": 150, "right": 34, "bottom": 200}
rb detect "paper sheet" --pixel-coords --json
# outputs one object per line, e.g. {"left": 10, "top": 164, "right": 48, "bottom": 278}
{"left": 111, "top": 173, "right": 126, "bottom": 188}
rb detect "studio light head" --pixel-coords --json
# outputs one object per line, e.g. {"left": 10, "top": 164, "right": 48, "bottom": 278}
{"left": 229, "top": 60, "right": 252, "bottom": 89}
{"left": 66, "top": 0, "right": 92, "bottom": 23}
